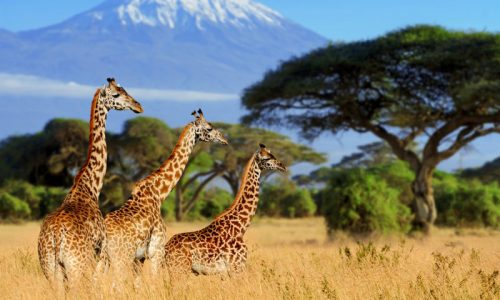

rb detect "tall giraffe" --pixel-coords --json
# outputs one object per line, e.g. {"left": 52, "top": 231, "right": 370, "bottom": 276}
{"left": 164, "top": 144, "right": 286, "bottom": 275}
{"left": 102, "top": 110, "right": 228, "bottom": 274}
{"left": 37, "top": 78, "right": 143, "bottom": 288}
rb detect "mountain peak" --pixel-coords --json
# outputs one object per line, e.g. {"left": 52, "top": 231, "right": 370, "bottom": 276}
{"left": 92, "top": 0, "right": 283, "bottom": 29}
{"left": 1, "top": 0, "right": 326, "bottom": 93}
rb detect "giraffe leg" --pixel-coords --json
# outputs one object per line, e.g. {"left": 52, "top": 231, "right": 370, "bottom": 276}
{"left": 148, "top": 223, "right": 167, "bottom": 274}
{"left": 61, "top": 246, "right": 97, "bottom": 290}
{"left": 230, "top": 241, "right": 248, "bottom": 273}
{"left": 94, "top": 237, "right": 109, "bottom": 283}
{"left": 38, "top": 228, "right": 68, "bottom": 292}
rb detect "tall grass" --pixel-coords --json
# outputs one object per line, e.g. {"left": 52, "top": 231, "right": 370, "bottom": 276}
{"left": 0, "top": 219, "right": 498, "bottom": 299}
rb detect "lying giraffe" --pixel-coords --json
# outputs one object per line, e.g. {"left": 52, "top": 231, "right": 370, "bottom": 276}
{"left": 102, "top": 110, "right": 228, "bottom": 274}
{"left": 164, "top": 144, "right": 286, "bottom": 275}
{"left": 37, "top": 78, "right": 143, "bottom": 288}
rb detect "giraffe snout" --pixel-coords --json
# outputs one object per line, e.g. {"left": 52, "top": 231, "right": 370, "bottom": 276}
{"left": 131, "top": 100, "right": 144, "bottom": 114}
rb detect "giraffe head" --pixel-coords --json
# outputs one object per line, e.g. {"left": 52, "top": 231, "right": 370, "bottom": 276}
{"left": 191, "top": 109, "right": 228, "bottom": 145}
{"left": 100, "top": 78, "right": 143, "bottom": 113}
{"left": 255, "top": 144, "right": 287, "bottom": 172}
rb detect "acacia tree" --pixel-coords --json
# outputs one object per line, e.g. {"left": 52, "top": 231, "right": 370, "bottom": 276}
{"left": 242, "top": 25, "right": 500, "bottom": 232}
{"left": 0, "top": 119, "right": 89, "bottom": 186}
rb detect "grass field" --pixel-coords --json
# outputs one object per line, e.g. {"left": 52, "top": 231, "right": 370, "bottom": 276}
{"left": 0, "top": 218, "right": 499, "bottom": 299}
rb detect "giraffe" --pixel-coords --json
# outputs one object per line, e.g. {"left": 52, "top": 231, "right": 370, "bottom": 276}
{"left": 101, "top": 109, "right": 228, "bottom": 275}
{"left": 164, "top": 144, "right": 286, "bottom": 275}
{"left": 37, "top": 78, "right": 143, "bottom": 288}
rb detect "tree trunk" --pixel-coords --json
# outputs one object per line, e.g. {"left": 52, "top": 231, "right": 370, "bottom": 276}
{"left": 228, "top": 179, "right": 239, "bottom": 197}
{"left": 411, "top": 166, "right": 437, "bottom": 234}
{"left": 223, "top": 172, "right": 240, "bottom": 197}
{"left": 175, "top": 187, "right": 184, "bottom": 221}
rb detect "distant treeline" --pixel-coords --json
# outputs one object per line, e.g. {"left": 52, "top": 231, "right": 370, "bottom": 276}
{"left": 1, "top": 118, "right": 499, "bottom": 233}
{"left": 0, "top": 117, "right": 324, "bottom": 222}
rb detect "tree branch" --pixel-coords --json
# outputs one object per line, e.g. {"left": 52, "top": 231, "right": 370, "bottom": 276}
{"left": 182, "top": 169, "right": 220, "bottom": 192}
{"left": 423, "top": 112, "right": 500, "bottom": 159}
{"left": 181, "top": 171, "right": 222, "bottom": 214}
{"left": 402, "top": 127, "right": 424, "bottom": 147}
{"left": 434, "top": 125, "right": 500, "bottom": 162}
{"left": 221, "top": 172, "right": 239, "bottom": 196}
{"left": 363, "top": 122, "right": 421, "bottom": 170}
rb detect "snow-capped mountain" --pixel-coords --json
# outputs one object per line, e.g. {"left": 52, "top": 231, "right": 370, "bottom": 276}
{"left": 114, "top": 0, "right": 282, "bottom": 28}
{"left": 0, "top": 0, "right": 327, "bottom": 93}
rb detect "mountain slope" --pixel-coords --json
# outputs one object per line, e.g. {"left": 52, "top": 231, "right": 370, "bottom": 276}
{"left": 0, "top": 0, "right": 327, "bottom": 92}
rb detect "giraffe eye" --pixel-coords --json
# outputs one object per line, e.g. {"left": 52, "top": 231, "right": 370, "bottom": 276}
{"left": 207, "top": 128, "right": 213, "bottom": 132}
{"left": 112, "top": 94, "right": 120, "bottom": 98}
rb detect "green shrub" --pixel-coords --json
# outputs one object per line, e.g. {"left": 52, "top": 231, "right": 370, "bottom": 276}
{"left": 37, "top": 186, "right": 66, "bottom": 217}
{"left": 0, "top": 192, "right": 31, "bottom": 221}
{"left": 162, "top": 187, "right": 233, "bottom": 221}
{"left": 0, "top": 180, "right": 66, "bottom": 220}
{"left": 161, "top": 192, "right": 176, "bottom": 221}
{"left": 435, "top": 179, "right": 500, "bottom": 227}
{"left": 369, "top": 161, "right": 415, "bottom": 206}
{"left": 321, "top": 168, "right": 412, "bottom": 235}
{"left": 198, "top": 188, "right": 233, "bottom": 218}
{"left": 260, "top": 178, "right": 317, "bottom": 218}
{"left": 282, "top": 189, "right": 316, "bottom": 218}
{"left": 1, "top": 180, "right": 42, "bottom": 219}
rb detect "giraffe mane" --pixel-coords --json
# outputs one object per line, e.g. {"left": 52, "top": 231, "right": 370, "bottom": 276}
{"left": 73, "top": 88, "right": 101, "bottom": 186}
{"left": 157, "top": 123, "right": 194, "bottom": 171}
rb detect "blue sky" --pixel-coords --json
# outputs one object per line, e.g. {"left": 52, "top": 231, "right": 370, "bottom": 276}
{"left": 1, "top": 0, "right": 499, "bottom": 40}
{"left": 1, "top": 0, "right": 499, "bottom": 172}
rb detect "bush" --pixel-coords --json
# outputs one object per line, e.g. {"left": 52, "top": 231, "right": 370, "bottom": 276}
{"left": 260, "top": 178, "right": 316, "bottom": 218}
{"left": 435, "top": 177, "right": 500, "bottom": 228}
{"left": 1, "top": 180, "right": 42, "bottom": 219}
{"left": 0, "top": 192, "right": 31, "bottom": 221}
{"left": 161, "top": 192, "right": 176, "bottom": 221}
{"left": 161, "top": 187, "right": 233, "bottom": 221}
{"left": 0, "top": 180, "right": 66, "bottom": 220}
{"left": 321, "top": 168, "right": 412, "bottom": 235}
{"left": 369, "top": 161, "right": 414, "bottom": 206}
{"left": 38, "top": 186, "right": 66, "bottom": 217}
{"left": 282, "top": 189, "right": 316, "bottom": 218}
{"left": 198, "top": 188, "right": 233, "bottom": 219}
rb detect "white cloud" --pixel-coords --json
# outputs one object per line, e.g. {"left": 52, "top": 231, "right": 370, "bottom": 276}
{"left": 0, "top": 73, "right": 237, "bottom": 102}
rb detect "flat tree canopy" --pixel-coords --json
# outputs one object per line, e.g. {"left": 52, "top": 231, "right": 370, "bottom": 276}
{"left": 242, "top": 25, "right": 500, "bottom": 232}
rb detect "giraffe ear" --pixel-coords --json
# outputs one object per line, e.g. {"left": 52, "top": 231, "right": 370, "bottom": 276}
{"left": 100, "top": 85, "right": 106, "bottom": 96}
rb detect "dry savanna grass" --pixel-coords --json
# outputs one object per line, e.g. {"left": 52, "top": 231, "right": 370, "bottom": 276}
{"left": 1, "top": 218, "right": 499, "bottom": 299}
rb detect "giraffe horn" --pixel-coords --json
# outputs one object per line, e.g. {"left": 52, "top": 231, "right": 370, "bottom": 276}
{"left": 197, "top": 108, "right": 203, "bottom": 116}
{"left": 259, "top": 143, "right": 266, "bottom": 149}
{"left": 191, "top": 110, "right": 197, "bottom": 117}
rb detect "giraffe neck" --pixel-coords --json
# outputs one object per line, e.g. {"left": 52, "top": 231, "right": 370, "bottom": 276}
{"left": 216, "top": 154, "right": 261, "bottom": 236}
{"left": 67, "top": 89, "right": 108, "bottom": 204}
{"left": 134, "top": 124, "right": 196, "bottom": 209}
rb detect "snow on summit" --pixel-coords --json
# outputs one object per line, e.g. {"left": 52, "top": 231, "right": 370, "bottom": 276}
{"left": 105, "top": 0, "right": 283, "bottom": 29}
{"left": 1, "top": 0, "right": 325, "bottom": 93}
